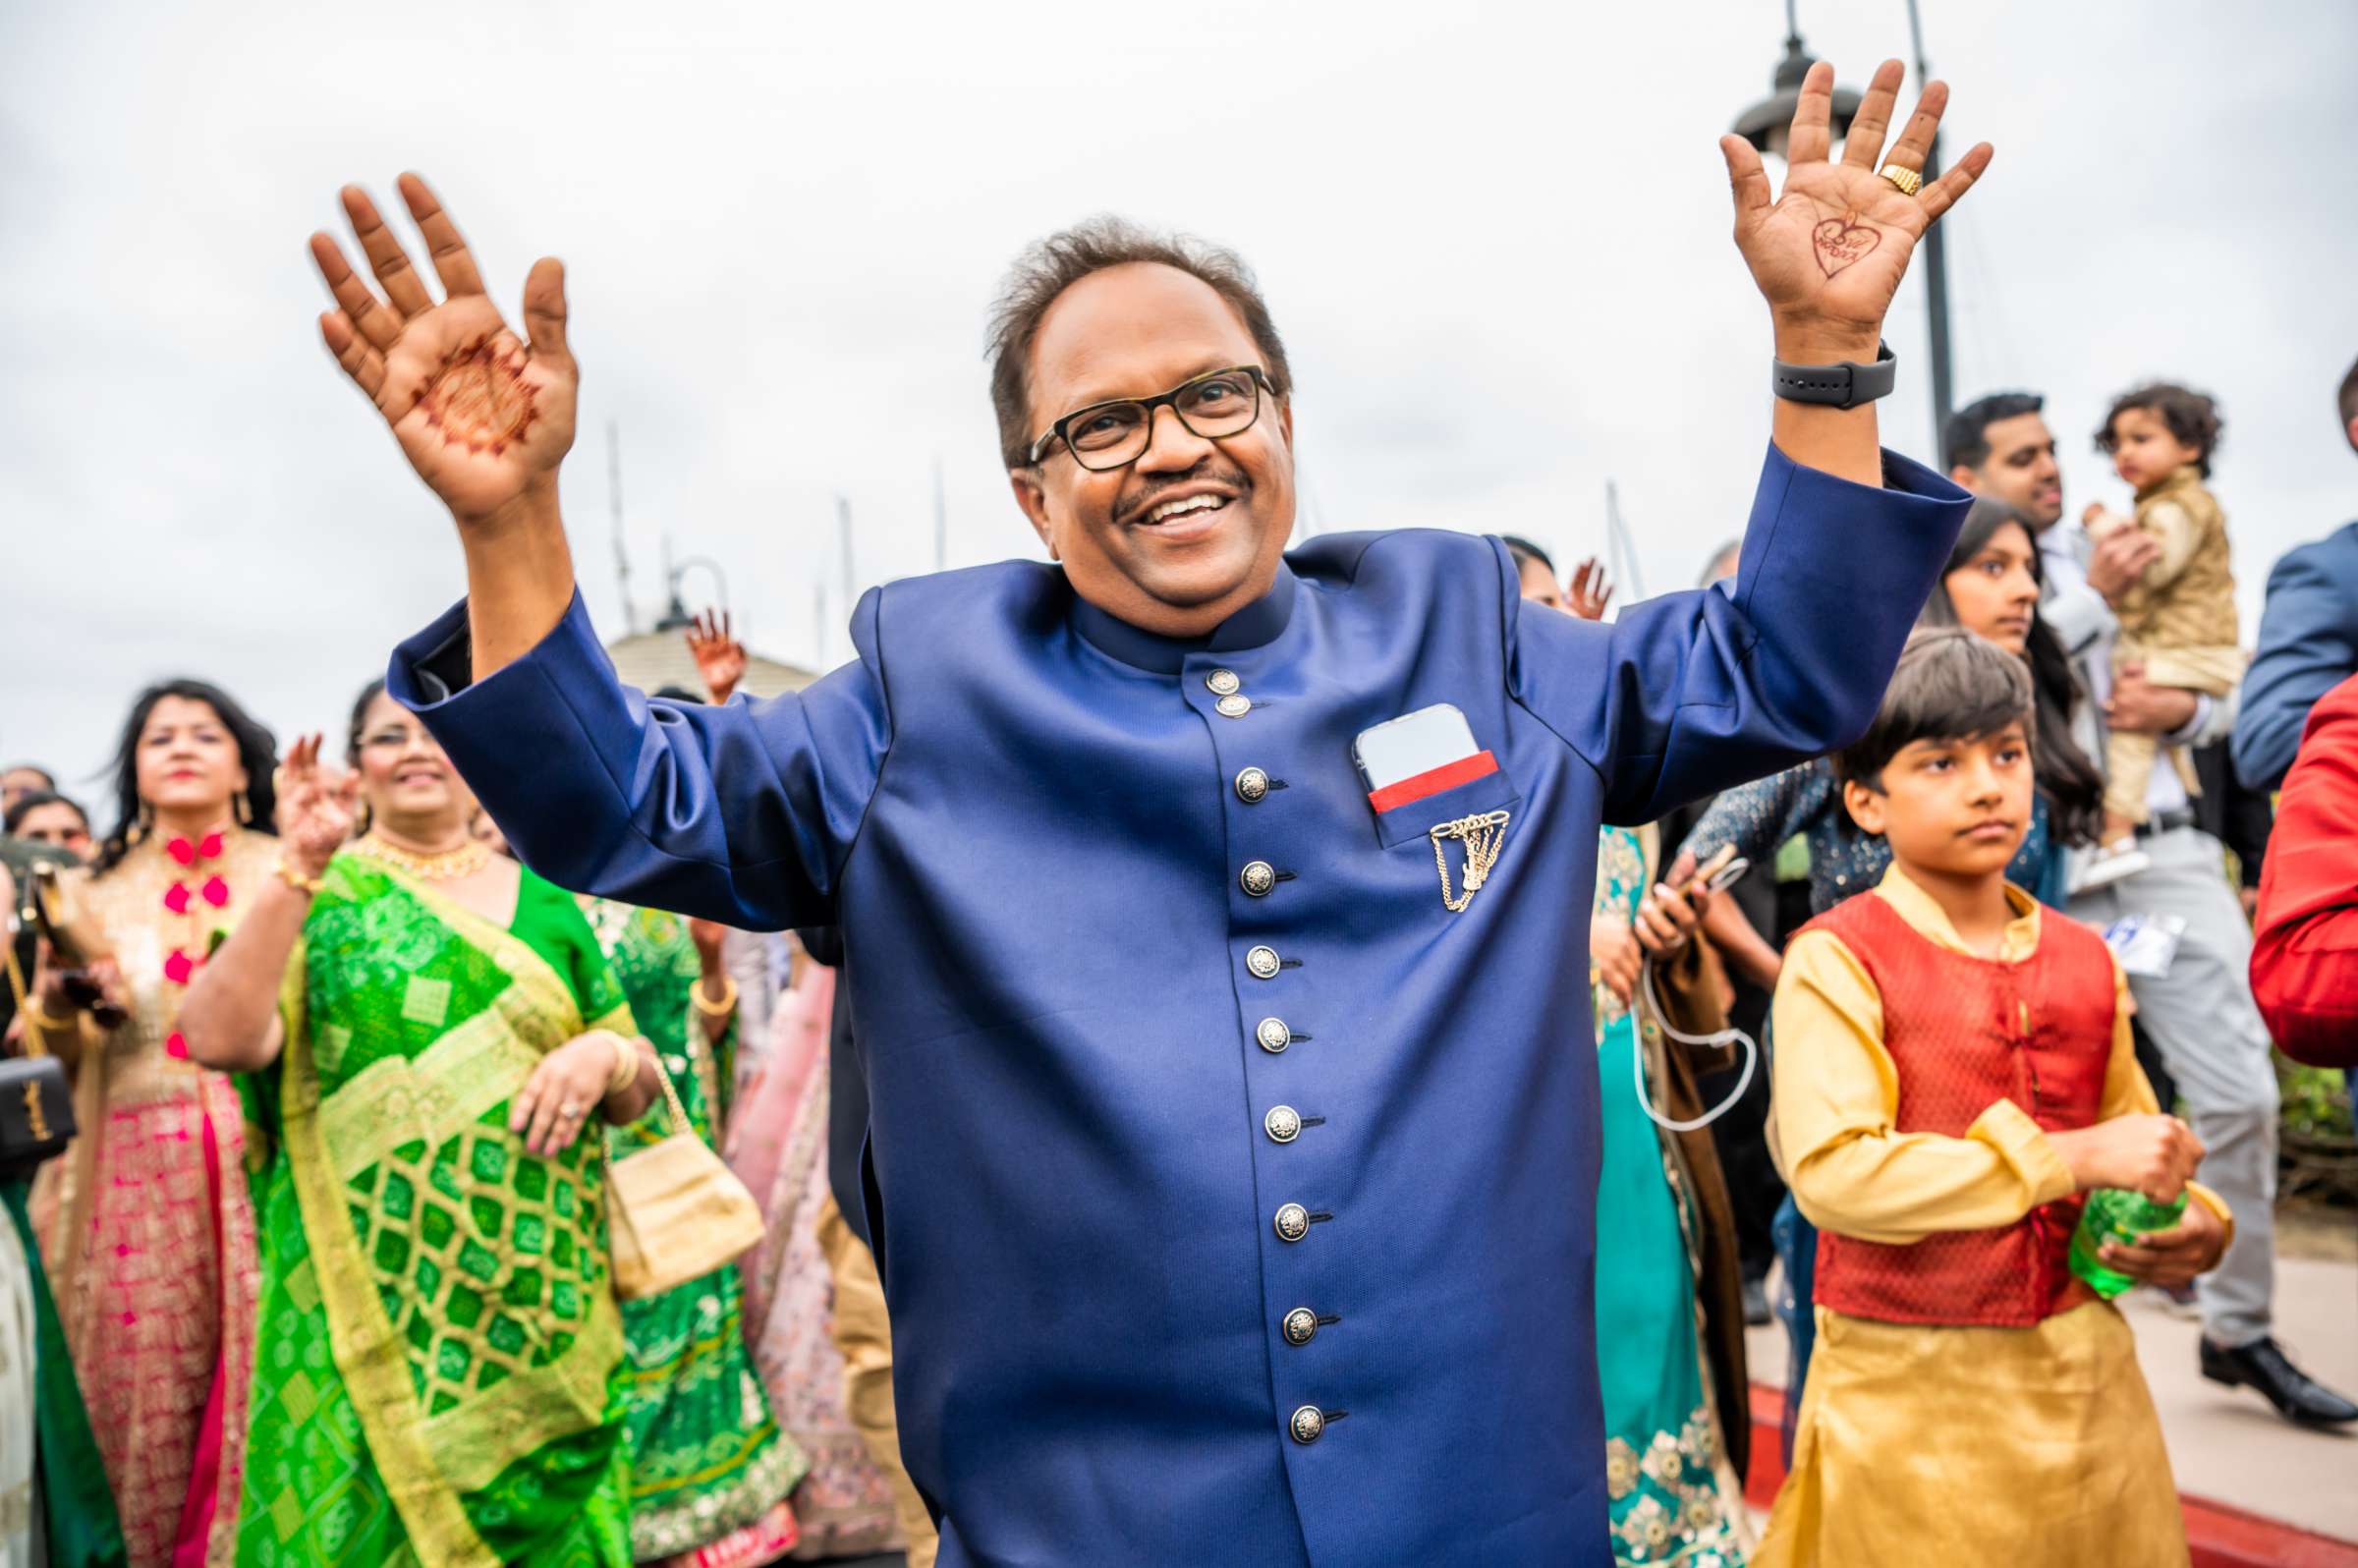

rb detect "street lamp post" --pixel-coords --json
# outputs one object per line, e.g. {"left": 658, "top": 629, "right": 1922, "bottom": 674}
{"left": 1731, "top": 2, "right": 1860, "bottom": 159}
{"left": 1903, "top": 0, "right": 1954, "bottom": 450}
{"left": 1733, "top": 0, "right": 1955, "bottom": 454}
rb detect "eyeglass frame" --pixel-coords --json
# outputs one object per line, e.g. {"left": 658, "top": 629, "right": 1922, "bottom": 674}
{"left": 1025, "top": 364, "right": 1277, "bottom": 471}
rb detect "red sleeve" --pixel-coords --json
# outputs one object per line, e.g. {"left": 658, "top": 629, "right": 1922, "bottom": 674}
{"left": 2250, "top": 672, "right": 2358, "bottom": 1067}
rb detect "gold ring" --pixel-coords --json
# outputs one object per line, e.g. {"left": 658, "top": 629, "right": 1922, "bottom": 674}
{"left": 1879, "top": 164, "right": 1923, "bottom": 196}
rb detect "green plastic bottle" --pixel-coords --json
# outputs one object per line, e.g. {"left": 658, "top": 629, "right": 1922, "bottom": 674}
{"left": 2067, "top": 1187, "right": 2189, "bottom": 1298}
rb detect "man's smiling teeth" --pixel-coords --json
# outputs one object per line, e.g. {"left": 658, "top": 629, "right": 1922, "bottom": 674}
{"left": 1143, "top": 494, "right": 1228, "bottom": 525}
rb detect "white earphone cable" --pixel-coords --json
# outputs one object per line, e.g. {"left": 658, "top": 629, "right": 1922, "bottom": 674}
{"left": 1631, "top": 958, "right": 1758, "bottom": 1133}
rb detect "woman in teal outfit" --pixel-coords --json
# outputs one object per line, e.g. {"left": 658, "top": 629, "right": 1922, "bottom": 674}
{"left": 1591, "top": 825, "right": 1752, "bottom": 1567}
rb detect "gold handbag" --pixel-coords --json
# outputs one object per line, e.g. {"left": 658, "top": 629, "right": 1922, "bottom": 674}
{"left": 605, "top": 1058, "right": 766, "bottom": 1302}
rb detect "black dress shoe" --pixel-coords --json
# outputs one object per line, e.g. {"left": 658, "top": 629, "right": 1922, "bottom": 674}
{"left": 2200, "top": 1336, "right": 2358, "bottom": 1428}
{"left": 1741, "top": 1275, "right": 1772, "bottom": 1328}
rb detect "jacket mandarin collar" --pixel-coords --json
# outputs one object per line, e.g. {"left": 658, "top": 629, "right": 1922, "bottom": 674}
{"left": 1068, "top": 562, "right": 1299, "bottom": 675}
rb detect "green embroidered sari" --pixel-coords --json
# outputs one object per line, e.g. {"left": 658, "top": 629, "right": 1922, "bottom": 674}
{"left": 233, "top": 854, "right": 638, "bottom": 1567}
{"left": 584, "top": 900, "right": 805, "bottom": 1560}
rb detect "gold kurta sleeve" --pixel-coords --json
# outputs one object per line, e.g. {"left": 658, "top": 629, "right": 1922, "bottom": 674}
{"left": 1770, "top": 926, "right": 2076, "bottom": 1246}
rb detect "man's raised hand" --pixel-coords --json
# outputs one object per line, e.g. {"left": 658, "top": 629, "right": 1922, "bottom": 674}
{"left": 1720, "top": 60, "right": 1993, "bottom": 360}
{"left": 310, "top": 175, "right": 577, "bottom": 528}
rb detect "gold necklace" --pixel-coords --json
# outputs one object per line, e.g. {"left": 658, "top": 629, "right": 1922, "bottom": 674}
{"left": 353, "top": 831, "right": 492, "bottom": 882}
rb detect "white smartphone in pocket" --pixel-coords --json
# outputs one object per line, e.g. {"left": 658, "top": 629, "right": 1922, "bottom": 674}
{"left": 1352, "top": 703, "right": 1482, "bottom": 794}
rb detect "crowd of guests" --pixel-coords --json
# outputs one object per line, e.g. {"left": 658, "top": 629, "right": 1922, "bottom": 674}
{"left": 0, "top": 644, "right": 937, "bottom": 1565}
{"left": 3, "top": 358, "right": 2356, "bottom": 1568}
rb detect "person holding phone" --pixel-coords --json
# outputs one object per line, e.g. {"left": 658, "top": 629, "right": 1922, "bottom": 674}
{"left": 321, "top": 63, "right": 1982, "bottom": 1564}
{"left": 1592, "top": 827, "right": 1758, "bottom": 1562}
{"left": 1515, "top": 545, "right": 1763, "bottom": 1559}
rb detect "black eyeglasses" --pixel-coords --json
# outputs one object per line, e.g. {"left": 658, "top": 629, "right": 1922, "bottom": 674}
{"left": 1028, "top": 365, "right": 1273, "bottom": 472}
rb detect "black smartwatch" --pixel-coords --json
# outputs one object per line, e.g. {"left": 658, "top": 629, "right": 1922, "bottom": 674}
{"left": 1771, "top": 341, "right": 1895, "bottom": 410}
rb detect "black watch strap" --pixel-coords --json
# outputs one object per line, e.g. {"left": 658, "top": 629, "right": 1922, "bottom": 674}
{"left": 1771, "top": 341, "right": 1895, "bottom": 410}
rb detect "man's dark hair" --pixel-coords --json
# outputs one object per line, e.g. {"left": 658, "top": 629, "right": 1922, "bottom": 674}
{"left": 986, "top": 217, "right": 1294, "bottom": 471}
{"left": 1832, "top": 629, "right": 2035, "bottom": 804}
{"left": 1500, "top": 535, "right": 1555, "bottom": 577}
{"left": 2336, "top": 354, "right": 2358, "bottom": 442}
{"left": 1915, "top": 498, "right": 2105, "bottom": 847}
{"left": 1941, "top": 391, "right": 2046, "bottom": 473}
{"left": 4, "top": 790, "right": 86, "bottom": 837}
{"left": 2096, "top": 382, "right": 2224, "bottom": 477}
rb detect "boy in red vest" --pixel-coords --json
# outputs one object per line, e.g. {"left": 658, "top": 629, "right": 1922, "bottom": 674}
{"left": 1756, "top": 629, "right": 2230, "bottom": 1568}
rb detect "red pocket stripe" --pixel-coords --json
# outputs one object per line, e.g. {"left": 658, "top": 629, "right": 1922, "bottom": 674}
{"left": 1368, "top": 751, "right": 1499, "bottom": 814}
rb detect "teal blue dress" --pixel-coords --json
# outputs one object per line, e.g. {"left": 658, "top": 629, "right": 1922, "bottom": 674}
{"left": 1592, "top": 827, "right": 1748, "bottom": 1566}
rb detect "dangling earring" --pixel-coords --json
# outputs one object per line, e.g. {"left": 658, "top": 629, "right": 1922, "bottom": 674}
{"left": 235, "top": 790, "right": 253, "bottom": 826}
{"left": 129, "top": 804, "right": 153, "bottom": 845}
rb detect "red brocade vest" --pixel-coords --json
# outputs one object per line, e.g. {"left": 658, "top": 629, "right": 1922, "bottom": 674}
{"left": 1803, "top": 889, "right": 2116, "bottom": 1328}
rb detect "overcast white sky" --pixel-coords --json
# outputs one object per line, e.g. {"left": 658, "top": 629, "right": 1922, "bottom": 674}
{"left": 5, "top": 0, "right": 2355, "bottom": 807}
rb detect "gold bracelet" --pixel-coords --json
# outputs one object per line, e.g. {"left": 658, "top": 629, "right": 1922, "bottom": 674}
{"left": 604, "top": 1034, "right": 643, "bottom": 1096}
{"left": 27, "top": 999, "right": 79, "bottom": 1034}
{"left": 690, "top": 974, "right": 739, "bottom": 1019}
{"left": 275, "top": 860, "right": 324, "bottom": 896}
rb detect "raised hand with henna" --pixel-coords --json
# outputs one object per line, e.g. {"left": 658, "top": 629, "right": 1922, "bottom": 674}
{"left": 1565, "top": 559, "right": 1613, "bottom": 623}
{"left": 310, "top": 175, "right": 574, "bottom": 529}
{"left": 1720, "top": 60, "right": 1992, "bottom": 363}
{"left": 309, "top": 174, "right": 581, "bottom": 676}
{"left": 685, "top": 609, "right": 748, "bottom": 704}
{"left": 274, "top": 734, "right": 360, "bottom": 879}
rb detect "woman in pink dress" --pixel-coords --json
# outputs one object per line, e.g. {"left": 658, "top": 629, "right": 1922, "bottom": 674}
{"left": 25, "top": 679, "right": 279, "bottom": 1567}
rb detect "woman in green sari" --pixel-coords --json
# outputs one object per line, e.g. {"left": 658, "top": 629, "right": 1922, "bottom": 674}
{"left": 580, "top": 897, "right": 805, "bottom": 1565}
{"left": 181, "top": 684, "right": 663, "bottom": 1567}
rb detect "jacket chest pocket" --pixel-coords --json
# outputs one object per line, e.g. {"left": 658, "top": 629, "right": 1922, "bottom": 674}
{"left": 1368, "top": 763, "right": 1524, "bottom": 853}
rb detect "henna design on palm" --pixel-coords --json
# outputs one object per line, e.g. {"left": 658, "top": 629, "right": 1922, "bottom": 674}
{"left": 1810, "top": 214, "right": 1881, "bottom": 277}
{"left": 419, "top": 336, "right": 539, "bottom": 457}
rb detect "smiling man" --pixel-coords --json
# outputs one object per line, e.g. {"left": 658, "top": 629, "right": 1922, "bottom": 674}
{"left": 318, "top": 62, "right": 1981, "bottom": 1568}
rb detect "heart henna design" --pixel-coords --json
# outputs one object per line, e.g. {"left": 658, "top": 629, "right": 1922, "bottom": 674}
{"left": 1812, "top": 216, "right": 1880, "bottom": 277}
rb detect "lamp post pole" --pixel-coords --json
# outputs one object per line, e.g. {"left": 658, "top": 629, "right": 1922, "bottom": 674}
{"left": 1904, "top": 0, "right": 1954, "bottom": 450}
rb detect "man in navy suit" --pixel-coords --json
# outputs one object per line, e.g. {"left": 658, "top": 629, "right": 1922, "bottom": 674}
{"left": 309, "top": 64, "right": 1983, "bottom": 1567}
{"left": 2234, "top": 356, "right": 2358, "bottom": 793}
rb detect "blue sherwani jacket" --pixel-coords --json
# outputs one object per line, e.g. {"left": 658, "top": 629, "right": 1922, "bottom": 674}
{"left": 392, "top": 444, "right": 1967, "bottom": 1567}
{"left": 2233, "top": 521, "right": 2358, "bottom": 792}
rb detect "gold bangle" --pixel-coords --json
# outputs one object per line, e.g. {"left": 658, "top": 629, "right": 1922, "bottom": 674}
{"left": 690, "top": 974, "right": 739, "bottom": 1019}
{"left": 605, "top": 1034, "right": 644, "bottom": 1096}
{"left": 275, "top": 860, "right": 324, "bottom": 896}
{"left": 27, "top": 1000, "right": 79, "bottom": 1034}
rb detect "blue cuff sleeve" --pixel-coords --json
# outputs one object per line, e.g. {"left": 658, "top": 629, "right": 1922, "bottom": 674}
{"left": 1510, "top": 442, "right": 1969, "bottom": 824}
{"left": 387, "top": 588, "right": 892, "bottom": 928}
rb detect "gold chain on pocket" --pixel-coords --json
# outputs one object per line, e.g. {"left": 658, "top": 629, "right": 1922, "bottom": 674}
{"left": 1429, "top": 810, "right": 1511, "bottom": 912}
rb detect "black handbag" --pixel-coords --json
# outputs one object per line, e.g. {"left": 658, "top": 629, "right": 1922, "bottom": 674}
{"left": 0, "top": 1056, "right": 74, "bottom": 1175}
